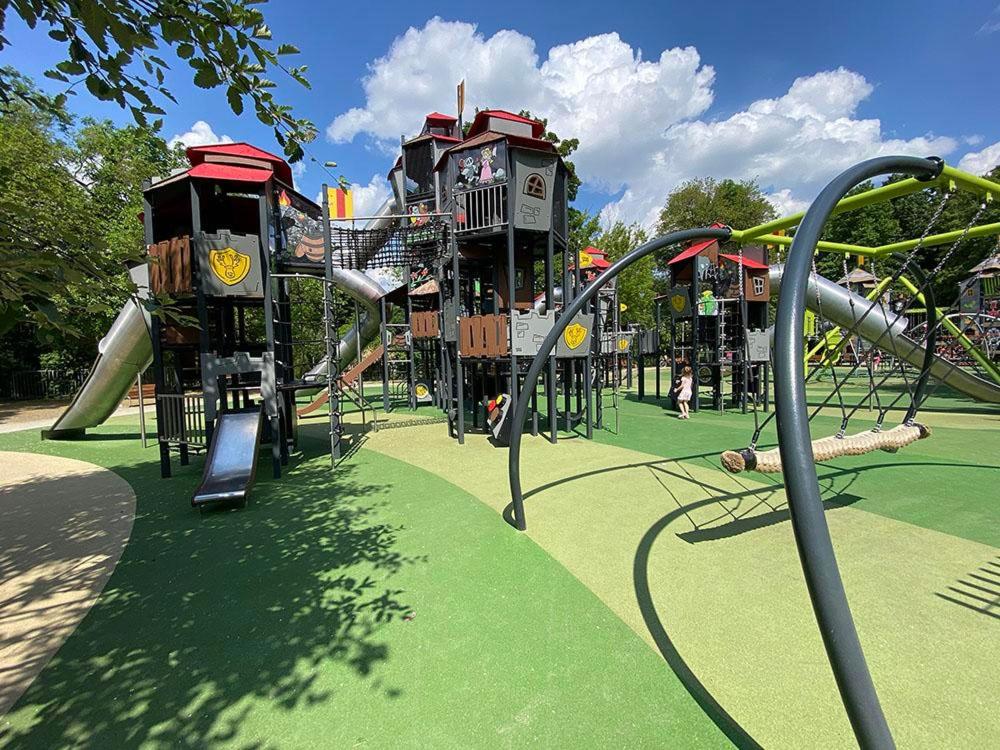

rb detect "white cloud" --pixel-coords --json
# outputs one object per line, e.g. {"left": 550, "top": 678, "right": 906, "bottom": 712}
{"left": 167, "top": 120, "right": 234, "bottom": 150}
{"left": 291, "top": 160, "right": 307, "bottom": 182}
{"left": 329, "top": 20, "right": 961, "bottom": 228}
{"left": 958, "top": 140, "right": 1000, "bottom": 175}
{"left": 349, "top": 173, "right": 394, "bottom": 217}
{"left": 765, "top": 189, "right": 811, "bottom": 217}
{"left": 601, "top": 67, "right": 956, "bottom": 226}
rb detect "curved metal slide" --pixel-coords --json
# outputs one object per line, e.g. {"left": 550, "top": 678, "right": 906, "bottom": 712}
{"left": 770, "top": 264, "right": 1000, "bottom": 404}
{"left": 44, "top": 199, "right": 400, "bottom": 438}
{"left": 44, "top": 266, "right": 153, "bottom": 439}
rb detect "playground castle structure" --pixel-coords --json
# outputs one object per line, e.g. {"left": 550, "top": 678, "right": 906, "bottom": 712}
{"left": 45, "top": 110, "right": 633, "bottom": 504}
{"left": 632, "top": 229, "right": 771, "bottom": 413}
{"left": 343, "top": 109, "right": 627, "bottom": 444}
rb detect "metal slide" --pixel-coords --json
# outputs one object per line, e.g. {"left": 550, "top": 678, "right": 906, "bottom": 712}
{"left": 191, "top": 407, "right": 264, "bottom": 506}
{"left": 44, "top": 265, "right": 153, "bottom": 438}
{"left": 302, "top": 198, "right": 397, "bottom": 384}
{"left": 770, "top": 264, "right": 1000, "bottom": 404}
{"left": 45, "top": 200, "right": 399, "bottom": 438}
{"left": 532, "top": 285, "right": 563, "bottom": 313}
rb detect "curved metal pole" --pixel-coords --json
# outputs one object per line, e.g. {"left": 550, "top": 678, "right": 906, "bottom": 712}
{"left": 507, "top": 227, "right": 733, "bottom": 531}
{"left": 774, "top": 154, "right": 942, "bottom": 749}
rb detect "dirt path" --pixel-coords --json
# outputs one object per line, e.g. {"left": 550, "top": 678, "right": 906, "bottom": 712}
{"left": 0, "top": 452, "right": 135, "bottom": 716}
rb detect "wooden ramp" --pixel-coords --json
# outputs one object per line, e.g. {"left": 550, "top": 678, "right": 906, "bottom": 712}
{"left": 297, "top": 345, "right": 385, "bottom": 417}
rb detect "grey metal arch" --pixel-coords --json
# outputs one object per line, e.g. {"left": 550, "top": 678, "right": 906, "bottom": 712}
{"left": 774, "top": 154, "right": 942, "bottom": 749}
{"left": 506, "top": 226, "right": 733, "bottom": 530}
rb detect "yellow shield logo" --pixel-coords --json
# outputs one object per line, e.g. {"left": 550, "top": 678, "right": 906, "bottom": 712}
{"left": 564, "top": 322, "right": 587, "bottom": 350}
{"left": 578, "top": 251, "right": 593, "bottom": 268}
{"left": 670, "top": 293, "right": 687, "bottom": 313}
{"left": 209, "top": 247, "right": 251, "bottom": 286}
{"left": 617, "top": 338, "right": 629, "bottom": 352}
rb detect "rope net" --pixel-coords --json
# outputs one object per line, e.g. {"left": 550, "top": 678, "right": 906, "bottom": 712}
{"left": 721, "top": 184, "right": 997, "bottom": 474}
{"left": 329, "top": 220, "right": 450, "bottom": 270}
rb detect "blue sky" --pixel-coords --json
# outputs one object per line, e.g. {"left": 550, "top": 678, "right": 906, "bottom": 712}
{"left": 4, "top": 1, "right": 1000, "bottom": 224}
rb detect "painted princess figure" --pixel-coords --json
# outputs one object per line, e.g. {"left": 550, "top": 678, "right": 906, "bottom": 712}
{"left": 479, "top": 145, "right": 495, "bottom": 183}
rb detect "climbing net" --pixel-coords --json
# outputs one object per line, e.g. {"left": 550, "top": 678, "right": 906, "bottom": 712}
{"left": 721, "top": 163, "right": 1000, "bottom": 475}
{"left": 329, "top": 219, "right": 451, "bottom": 270}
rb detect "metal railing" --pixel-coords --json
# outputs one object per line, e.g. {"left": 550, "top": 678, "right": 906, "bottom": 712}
{"left": 0, "top": 368, "right": 88, "bottom": 401}
{"left": 157, "top": 393, "right": 207, "bottom": 447}
{"left": 454, "top": 183, "right": 507, "bottom": 234}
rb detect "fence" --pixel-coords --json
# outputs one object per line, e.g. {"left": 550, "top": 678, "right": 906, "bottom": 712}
{"left": 454, "top": 184, "right": 507, "bottom": 234}
{"left": 0, "top": 369, "right": 88, "bottom": 401}
{"left": 157, "top": 393, "right": 207, "bottom": 447}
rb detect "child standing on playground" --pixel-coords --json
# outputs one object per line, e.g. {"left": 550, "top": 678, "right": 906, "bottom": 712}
{"left": 675, "top": 366, "right": 693, "bottom": 419}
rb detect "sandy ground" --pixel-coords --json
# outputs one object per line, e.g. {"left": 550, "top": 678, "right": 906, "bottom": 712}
{"left": 0, "top": 401, "right": 155, "bottom": 434}
{"left": 0, "top": 452, "right": 136, "bottom": 716}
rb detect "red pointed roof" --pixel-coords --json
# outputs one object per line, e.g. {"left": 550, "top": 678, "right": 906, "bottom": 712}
{"left": 719, "top": 253, "right": 768, "bottom": 270}
{"left": 185, "top": 142, "right": 293, "bottom": 185}
{"left": 668, "top": 238, "right": 718, "bottom": 265}
{"left": 188, "top": 162, "right": 274, "bottom": 183}
{"left": 426, "top": 111, "right": 458, "bottom": 123}
{"left": 582, "top": 246, "right": 611, "bottom": 269}
{"left": 467, "top": 109, "right": 545, "bottom": 139}
{"left": 667, "top": 224, "right": 728, "bottom": 265}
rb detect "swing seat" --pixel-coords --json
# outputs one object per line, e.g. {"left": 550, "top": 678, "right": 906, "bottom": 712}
{"left": 720, "top": 422, "right": 931, "bottom": 474}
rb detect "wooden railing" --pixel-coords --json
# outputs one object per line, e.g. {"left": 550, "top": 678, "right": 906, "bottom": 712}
{"left": 148, "top": 236, "right": 192, "bottom": 295}
{"left": 411, "top": 311, "right": 440, "bottom": 339}
{"left": 454, "top": 183, "right": 507, "bottom": 234}
{"left": 458, "top": 314, "right": 509, "bottom": 358}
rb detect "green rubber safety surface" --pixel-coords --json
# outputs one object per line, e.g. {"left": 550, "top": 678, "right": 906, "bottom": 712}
{"left": 365, "top": 379, "right": 1000, "bottom": 748}
{"left": 0, "top": 422, "right": 728, "bottom": 749}
{"left": 599, "top": 374, "right": 1000, "bottom": 548}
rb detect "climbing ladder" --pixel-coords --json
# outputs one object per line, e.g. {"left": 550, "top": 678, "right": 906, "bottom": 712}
{"left": 382, "top": 322, "right": 416, "bottom": 410}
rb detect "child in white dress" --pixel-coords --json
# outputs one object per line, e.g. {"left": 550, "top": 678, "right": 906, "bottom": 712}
{"left": 675, "top": 366, "right": 693, "bottom": 419}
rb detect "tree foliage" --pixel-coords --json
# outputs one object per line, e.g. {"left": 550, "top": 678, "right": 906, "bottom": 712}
{"left": 596, "top": 221, "right": 653, "bottom": 328}
{"left": 0, "top": 0, "right": 315, "bottom": 161}
{"left": 656, "top": 176, "right": 777, "bottom": 236}
{"left": 819, "top": 171, "right": 1000, "bottom": 302}
{"left": 0, "top": 75, "right": 185, "bottom": 369}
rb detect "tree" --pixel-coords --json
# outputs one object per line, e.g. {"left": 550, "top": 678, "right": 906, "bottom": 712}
{"left": 0, "top": 0, "right": 315, "bottom": 161}
{"left": 47, "top": 118, "right": 187, "bottom": 363}
{"left": 0, "top": 75, "right": 187, "bottom": 368}
{"left": 568, "top": 208, "right": 600, "bottom": 255}
{"left": 817, "top": 180, "right": 901, "bottom": 281}
{"left": 0, "top": 80, "right": 98, "bottom": 341}
{"left": 597, "top": 221, "right": 653, "bottom": 328}
{"left": 818, "top": 171, "right": 1000, "bottom": 302}
{"left": 656, "top": 177, "right": 777, "bottom": 236}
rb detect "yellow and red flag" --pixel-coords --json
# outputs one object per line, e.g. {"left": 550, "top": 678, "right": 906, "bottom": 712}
{"left": 326, "top": 186, "right": 354, "bottom": 219}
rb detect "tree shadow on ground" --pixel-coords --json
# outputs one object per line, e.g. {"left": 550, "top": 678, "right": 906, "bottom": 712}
{"left": 1, "top": 445, "right": 423, "bottom": 748}
{"left": 0, "top": 467, "right": 133, "bottom": 715}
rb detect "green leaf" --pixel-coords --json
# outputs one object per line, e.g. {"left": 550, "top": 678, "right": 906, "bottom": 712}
{"left": 44, "top": 70, "right": 69, "bottom": 83}
{"left": 276, "top": 43, "right": 300, "bottom": 55}
{"left": 192, "top": 66, "right": 221, "bottom": 89}
{"left": 177, "top": 42, "right": 195, "bottom": 59}
{"left": 85, "top": 74, "right": 114, "bottom": 101}
{"left": 253, "top": 24, "right": 272, "bottom": 40}
{"left": 226, "top": 86, "right": 244, "bottom": 115}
